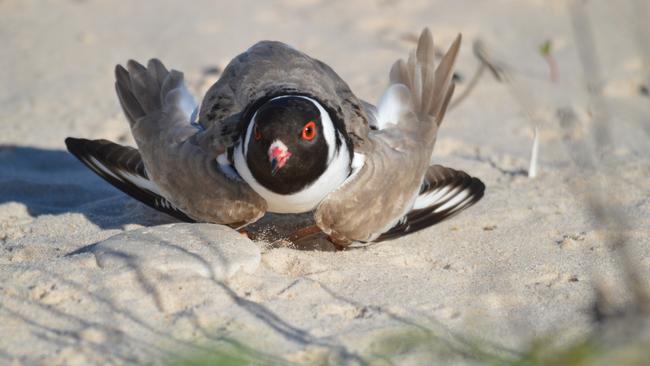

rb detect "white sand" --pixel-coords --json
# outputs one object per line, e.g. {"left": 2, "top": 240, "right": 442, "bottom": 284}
{"left": 2, "top": 0, "right": 650, "bottom": 364}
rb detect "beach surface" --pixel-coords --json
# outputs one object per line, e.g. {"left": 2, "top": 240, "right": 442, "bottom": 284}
{"left": 1, "top": 0, "right": 649, "bottom": 364}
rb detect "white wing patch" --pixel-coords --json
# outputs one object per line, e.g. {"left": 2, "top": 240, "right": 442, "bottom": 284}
{"left": 375, "top": 84, "right": 411, "bottom": 130}
{"left": 433, "top": 188, "right": 472, "bottom": 213}
{"left": 165, "top": 84, "right": 197, "bottom": 121}
{"left": 351, "top": 152, "right": 365, "bottom": 173}
{"left": 87, "top": 156, "right": 161, "bottom": 195}
{"left": 121, "top": 172, "right": 162, "bottom": 195}
{"left": 412, "top": 185, "right": 474, "bottom": 213}
{"left": 216, "top": 153, "right": 242, "bottom": 181}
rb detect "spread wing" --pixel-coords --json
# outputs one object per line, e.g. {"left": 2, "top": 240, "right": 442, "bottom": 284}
{"left": 315, "top": 29, "right": 463, "bottom": 245}
{"left": 376, "top": 165, "right": 485, "bottom": 241}
{"left": 65, "top": 137, "right": 195, "bottom": 222}
{"left": 69, "top": 58, "right": 268, "bottom": 227}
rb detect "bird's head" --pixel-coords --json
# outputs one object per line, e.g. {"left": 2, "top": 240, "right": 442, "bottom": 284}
{"left": 244, "top": 95, "right": 332, "bottom": 195}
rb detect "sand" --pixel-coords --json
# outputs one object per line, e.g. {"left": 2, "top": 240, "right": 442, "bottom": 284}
{"left": 2, "top": 0, "right": 650, "bottom": 364}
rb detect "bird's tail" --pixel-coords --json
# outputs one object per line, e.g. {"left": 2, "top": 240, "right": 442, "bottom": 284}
{"left": 389, "top": 29, "right": 460, "bottom": 127}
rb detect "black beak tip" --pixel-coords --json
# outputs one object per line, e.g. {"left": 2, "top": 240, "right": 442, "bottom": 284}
{"left": 270, "top": 158, "right": 279, "bottom": 175}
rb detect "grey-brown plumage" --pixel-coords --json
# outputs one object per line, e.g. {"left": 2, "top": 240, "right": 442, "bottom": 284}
{"left": 197, "top": 40, "right": 371, "bottom": 152}
{"left": 65, "top": 28, "right": 484, "bottom": 246}
{"left": 64, "top": 137, "right": 196, "bottom": 223}
{"left": 314, "top": 29, "right": 463, "bottom": 244}
{"left": 376, "top": 165, "right": 485, "bottom": 242}
{"left": 113, "top": 59, "right": 267, "bottom": 226}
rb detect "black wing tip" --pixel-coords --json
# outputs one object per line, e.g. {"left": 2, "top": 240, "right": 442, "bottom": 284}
{"left": 376, "top": 170, "right": 486, "bottom": 242}
{"left": 472, "top": 176, "right": 486, "bottom": 197}
{"left": 65, "top": 137, "right": 113, "bottom": 159}
{"left": 64, "top": 137, "right": 196, "bottom": 223}
{"left": 114, "top": 64, "right": 128, "bottom": 77}
{"left": 65, "top": 136, "right": 83, "bottom": 150}
{"left": 65, "top": 137, "right": 93, "bottom": 161}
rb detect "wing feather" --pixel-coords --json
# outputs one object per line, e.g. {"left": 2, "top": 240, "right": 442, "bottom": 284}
{"left": 315, "top": 29, "right": 465, "bottom": 245}
{"left": 376, "top": 165, "right": 484, "bottom": 241}
{"left": 65, "top": 137, "right": 195, "bottom": 222}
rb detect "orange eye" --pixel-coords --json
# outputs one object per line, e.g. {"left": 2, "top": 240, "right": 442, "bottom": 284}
{"left": 301, "top": 121, "right": 316, "bottom": 141}
{"left": 254, "top": 125, "right": 262, "bottom": 141}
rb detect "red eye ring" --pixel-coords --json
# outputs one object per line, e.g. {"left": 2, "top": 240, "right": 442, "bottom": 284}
{"left": 301, "top": 121, "right": 316, "bottom": 141}
{"left": 254, "top": 124, "right": 262, "bottom": 141}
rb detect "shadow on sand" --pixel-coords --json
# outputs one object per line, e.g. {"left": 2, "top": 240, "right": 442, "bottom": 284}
{"left": 0, "top": 144, "right": 342, "bottom": 250}
{"left": 0, "top": 144, "right": 176, "bottom": 229}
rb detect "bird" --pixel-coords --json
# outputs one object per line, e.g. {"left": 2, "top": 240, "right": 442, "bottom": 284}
{"left": 65, "top": 28, "right": 485, "bottom": 248}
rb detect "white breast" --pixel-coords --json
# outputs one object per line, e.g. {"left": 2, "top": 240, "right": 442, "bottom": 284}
{"left": 234, "top": 140, "right": 350, "bottom": 213}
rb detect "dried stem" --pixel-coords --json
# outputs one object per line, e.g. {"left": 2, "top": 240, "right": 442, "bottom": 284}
{"left": 449, "top": 39, "right": 506, "bottom": 110}
{"left": 528, "top": 126, "right": 539, "bottom": 178}
{"left": 449, "top": 63, "right": 485, "bottom": 110}
{"left": 540, "top": 40, "right": 559, "bottom": 83}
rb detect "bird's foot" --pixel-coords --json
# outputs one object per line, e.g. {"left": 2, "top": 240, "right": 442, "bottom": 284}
{"left": 327, "top": 236, "right": 349, "bottom": 251}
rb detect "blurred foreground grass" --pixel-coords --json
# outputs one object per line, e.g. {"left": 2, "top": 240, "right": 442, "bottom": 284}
{"left": 169, "top": 322, "right": 650, "bottom": 365}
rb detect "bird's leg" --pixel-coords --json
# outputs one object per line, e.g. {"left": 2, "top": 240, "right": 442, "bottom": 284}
{"left": 287, "top": 224, "right": 322, "bottom": 243}
{"left": 286, "top": 225, "right": 349, "bottom": 251}
{"left": 237, "top": 229, "right": 251, "bottom": 239}
{"left": 229, "top": 222, "right": 255, "bottom": 240}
